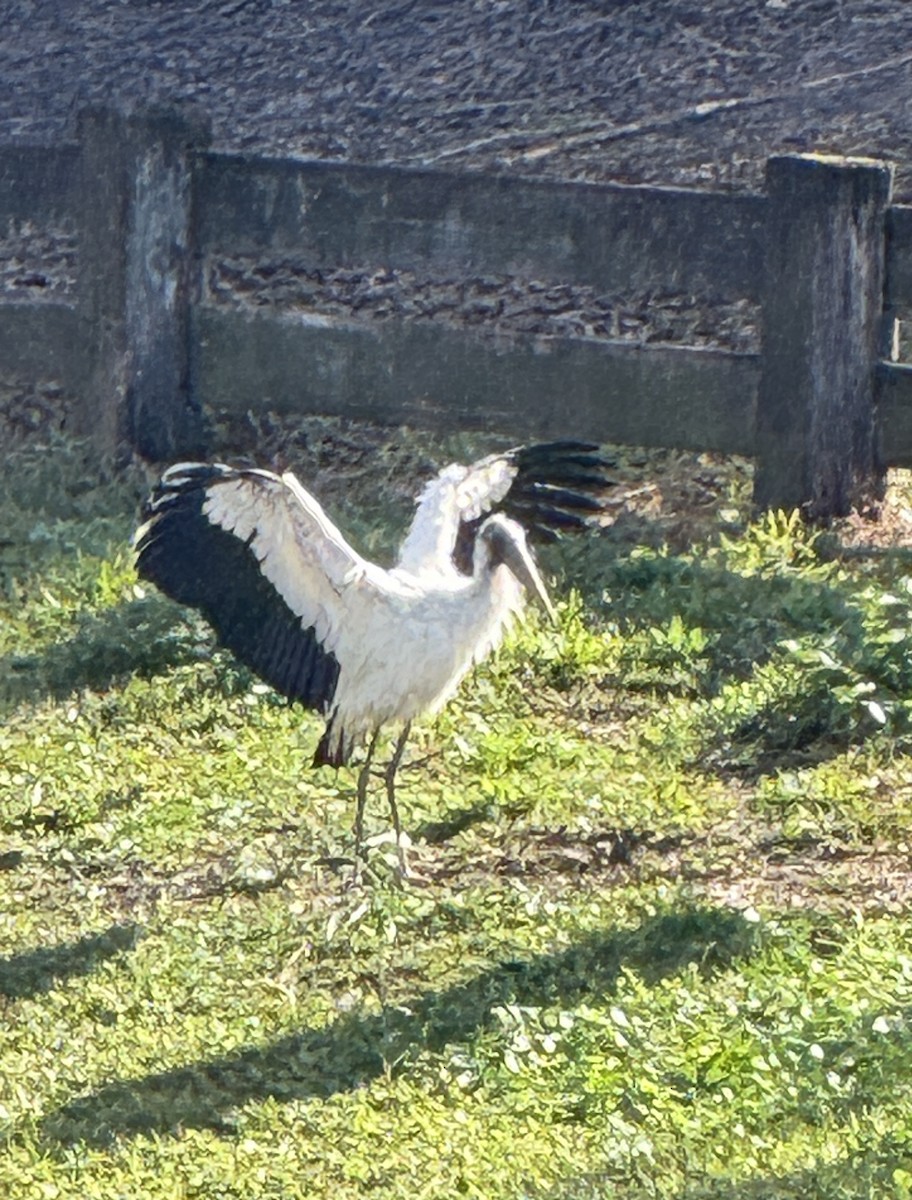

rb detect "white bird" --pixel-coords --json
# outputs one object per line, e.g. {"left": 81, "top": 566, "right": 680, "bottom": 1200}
{"left": 133, "top": 441, "right": 611, "bottom": 870}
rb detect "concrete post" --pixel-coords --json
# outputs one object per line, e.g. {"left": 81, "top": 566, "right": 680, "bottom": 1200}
{"left": 76, "top": 105, "right": 211, "bottom": 462}
{"left": 753, "top": 153, "right": 894, "bottom": 518}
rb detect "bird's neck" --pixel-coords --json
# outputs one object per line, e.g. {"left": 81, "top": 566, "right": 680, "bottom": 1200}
{"left": 396, "top": 485, "right": 460, "bottom": 577}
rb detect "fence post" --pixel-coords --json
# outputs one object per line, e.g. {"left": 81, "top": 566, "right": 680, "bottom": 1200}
{"left": 75, "top": 105, "right": 211, "bottom": 462}
{"left": 753, "top": 153, "right": 894, "bottom": 519}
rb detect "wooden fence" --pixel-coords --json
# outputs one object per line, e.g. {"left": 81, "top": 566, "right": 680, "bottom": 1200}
{"left": 2, "top": 105, "right": 912, "bottom": 517}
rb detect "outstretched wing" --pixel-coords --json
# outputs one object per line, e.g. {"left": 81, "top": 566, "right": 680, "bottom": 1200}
{"left": 461, "top": 440, "right": 613, "bottom": 540}
{"left": 134, "top": 463, "right": 386, "bottom": 711}
{"left": 397, "top": 441, "right": 613, "bottom": 577}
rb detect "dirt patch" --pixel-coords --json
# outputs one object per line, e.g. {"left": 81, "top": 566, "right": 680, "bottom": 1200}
{"left": 703, "top": 844, "right": 912, "bottom": 916}
{"left": 3, "top": 2, "right": 912, "bottom": 200}
{"left": 389, "top": 819, "right": 912, "bottom": 916}
{"left": 832, "top": 472, "right": 912, "bottom": 550}
{"left": 0, "top": 223, "right": 76, "bottom": 302}
{"left": 208, "top": 257, "right": 761, "bottom": 355}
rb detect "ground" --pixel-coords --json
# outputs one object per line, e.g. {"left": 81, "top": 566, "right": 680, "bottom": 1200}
{"left": 4, "top": 435, "right": 912, "bottom": 1196}
{"left": 2, "top": 0, "right": 912, "bottom": 198}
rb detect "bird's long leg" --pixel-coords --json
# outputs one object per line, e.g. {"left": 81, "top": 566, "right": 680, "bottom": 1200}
{"left": 384, "top": 721, "right": 412, "bottom": 875}
{"left": 353, "top": 730, "right": 380, "bottom": 883}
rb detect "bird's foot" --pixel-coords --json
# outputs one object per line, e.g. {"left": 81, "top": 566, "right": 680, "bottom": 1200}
{"left": 360, "top": 829, "right": 423, "bottom": 884}
{"left": 346, "top": 859, "right": 365, "bottom": 890}
{"left": 394, "top": 834, "right": 436, "bottom": 886}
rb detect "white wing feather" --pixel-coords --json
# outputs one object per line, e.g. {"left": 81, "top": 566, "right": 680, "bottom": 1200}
{"left": 396, "top": 453, "right": 519, "bottom": 576}
{"left": 201, "top": 469, "right": 417, "bottom": 658}
{"left": 199, "top": 468, "right": 505, "bottom": 751}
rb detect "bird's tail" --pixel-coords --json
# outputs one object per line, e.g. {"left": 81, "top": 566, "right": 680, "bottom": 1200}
{"left": 312, "top": 712, "right": 350, "bottom": 769}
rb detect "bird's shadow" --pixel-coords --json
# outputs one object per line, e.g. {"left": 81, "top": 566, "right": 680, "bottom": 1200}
{"left": 412, "top": 800, "right": 494, "bottom": 845}
{"left": 555, "top": 534, "right": 866, "bottom": 686}
{"left": 38, "top": 906, "right": 754, "bottom": 1147}
{"left": 0, "top": 923, "right": 142, "bottom": 1001}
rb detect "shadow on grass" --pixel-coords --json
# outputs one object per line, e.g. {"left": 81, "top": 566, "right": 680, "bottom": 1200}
{"left": 0, "top": 924, "right": 142, "bottom": 1001}
{"left": 564, "top": 544, "right": 866, "bottom": 689}
{"left": 412, "top": 801, "right": 495, "bottom": 846}
{"left": 39, "top": 906, "right": 754, "bottom": 1147}
{"left": 701, "top": 712, "right": 867, "bottom": 784}
{"left": 0, "top": 597, "right": 204, "bottom": 712}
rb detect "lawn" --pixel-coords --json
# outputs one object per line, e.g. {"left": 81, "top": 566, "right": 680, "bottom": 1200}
{"left": 2, "top": 430, "right": 912, "bottom": 1199}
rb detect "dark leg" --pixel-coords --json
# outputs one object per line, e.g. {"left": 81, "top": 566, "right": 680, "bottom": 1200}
{"left": 384, "top": 721, "right": 412, "bottom": 875}
{"left": 352, "top": 729, "right": 380, "bottom": 883}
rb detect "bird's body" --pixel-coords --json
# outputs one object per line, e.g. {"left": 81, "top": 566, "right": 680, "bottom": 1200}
{"left": 134, "top": 441, "right": 611, "bottom": 868}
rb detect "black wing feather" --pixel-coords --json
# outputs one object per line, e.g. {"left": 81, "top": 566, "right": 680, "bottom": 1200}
{"left": 455, "top": 441, "right": 613, "bottom": 573}
{"left": 135, "top": 465, "right": 340, "bottom": 710}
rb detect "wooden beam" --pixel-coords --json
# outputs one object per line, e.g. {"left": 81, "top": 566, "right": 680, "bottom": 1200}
{"left": 0, "top": 145, "right": 80, "bottom": 225}
{"left": 0, "top": 303, "right": 87, "bottom": 387}
{"left": 194, "top": 307, "right": 759, "bottom": 455}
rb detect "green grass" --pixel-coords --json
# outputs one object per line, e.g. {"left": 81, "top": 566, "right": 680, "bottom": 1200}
{"left": 3, "top": 435, "right": 912, "bottom": 1198}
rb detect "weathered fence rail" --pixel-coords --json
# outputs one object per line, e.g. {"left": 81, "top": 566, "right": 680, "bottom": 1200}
{"left": 199, "top": 155, "right": 770, "bottom": 296}
{"left": 2, "top": 106, "right": 912, "bottom": 517}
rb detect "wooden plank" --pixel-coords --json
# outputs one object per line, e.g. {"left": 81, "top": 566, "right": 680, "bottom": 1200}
{"left": 0, "top": 144, "right": 80, "bottom": 225}
{"left": 198, "top": 154, "right": 768, "bottom": 301}
{"left": 0, "top": 302, "right": 87, "bottom": 385}
{"left": 753, "top": 154, "right": 893, "bottom": 518}
{"left": 193, "top": 307, "right": 759, "bottom": 455}
{"left": 885, "top": 204, "right": 912, "bottom": 310}
{"left": 877, "top": 361, "right": 912, "bottom": 466}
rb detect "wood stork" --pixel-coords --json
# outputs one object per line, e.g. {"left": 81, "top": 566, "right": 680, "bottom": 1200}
{"left": 133, "top": 440, "right": 611, "bottom": 871}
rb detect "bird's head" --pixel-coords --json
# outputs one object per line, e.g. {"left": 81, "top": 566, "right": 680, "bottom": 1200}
{"left": 477, "top": 514, "right": 557, "bottom": 624}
